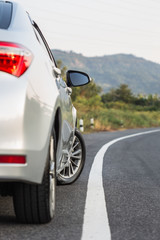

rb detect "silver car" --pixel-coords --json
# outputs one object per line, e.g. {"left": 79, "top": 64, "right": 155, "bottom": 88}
{"left": 0, "top": 1, "right": 90, "bottom": 223}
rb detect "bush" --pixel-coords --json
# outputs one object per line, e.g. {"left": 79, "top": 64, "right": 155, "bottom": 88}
{"left": 76, "top": 107, "right": 160, "bottom": 132}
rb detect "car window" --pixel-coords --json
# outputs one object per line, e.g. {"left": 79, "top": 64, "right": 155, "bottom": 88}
{"left": 0, "top": 1, "right": 12, "bottom": 29}
{"left": 32, "top": 22, "right": 57, "bottom": 67}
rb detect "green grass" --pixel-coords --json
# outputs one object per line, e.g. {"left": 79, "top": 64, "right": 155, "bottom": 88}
{"left": 76, "top": 107, "right": 160, "bottom": 132}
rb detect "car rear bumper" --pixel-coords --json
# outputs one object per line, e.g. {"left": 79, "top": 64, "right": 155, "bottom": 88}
{"left": 0, "top": 149, "right": 48, "bottom": 184}
{"left": 0, "top": 73, "right": 54, "bottom": 184}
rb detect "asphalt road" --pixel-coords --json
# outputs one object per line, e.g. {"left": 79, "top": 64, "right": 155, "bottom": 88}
{"left": 0, "top": 128, "right": 160, "bottom": 240}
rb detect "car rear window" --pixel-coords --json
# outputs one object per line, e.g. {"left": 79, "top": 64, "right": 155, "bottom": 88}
{"left": 0, "top": 1, "right": 12, "bottom": 29}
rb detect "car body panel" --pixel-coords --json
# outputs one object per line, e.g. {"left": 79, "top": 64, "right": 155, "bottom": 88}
{"left": 0, "top": 1, "right": 76, "bottom": 183}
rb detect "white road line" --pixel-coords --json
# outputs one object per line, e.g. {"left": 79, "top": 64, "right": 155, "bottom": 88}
{"left": 81, "top": 129, "right": 160, "bottom": 240}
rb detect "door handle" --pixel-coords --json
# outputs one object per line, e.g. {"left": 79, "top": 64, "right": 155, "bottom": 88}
{"left": 66, "top": 87, "right": 72, "bottom": 95}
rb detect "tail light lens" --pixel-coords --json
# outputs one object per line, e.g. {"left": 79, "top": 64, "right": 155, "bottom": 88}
{"left": 0, "top": 41, "right": 33, "bottom": 77}
{"left": 0, "top": 155, "right": 26, "bottom": 164}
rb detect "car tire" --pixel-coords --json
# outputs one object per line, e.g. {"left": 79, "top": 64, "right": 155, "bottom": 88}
{"left": 57, "top": 129, "right": 86, "bottom": 185}
{"left": 13, "top": 132, "right": 56, "bottom": 224}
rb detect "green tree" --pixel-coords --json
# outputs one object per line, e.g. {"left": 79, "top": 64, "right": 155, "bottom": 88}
{"left": 116, "top": 84, "right": 134, "bottom": 103}
{"left": 102, "top": 84, "right": 134, "bottom": 103}
{"left": 71, "top": 80, "right": 102, "bottom": 101}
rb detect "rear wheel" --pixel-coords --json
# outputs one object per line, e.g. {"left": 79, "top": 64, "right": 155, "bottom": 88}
{"left": 57, "top": 129, "right": 86, "bottom": 185}
{"left": 13, "top": 134, "right": 56, "bottom": 224}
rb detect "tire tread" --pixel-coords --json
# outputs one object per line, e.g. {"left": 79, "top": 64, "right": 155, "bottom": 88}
{"left": 13, "top": 163, "right": 51, "bottom": 224}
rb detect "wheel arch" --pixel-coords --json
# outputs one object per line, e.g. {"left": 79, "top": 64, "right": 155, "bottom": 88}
{"left": 53, "top": 107, "right": 62, "bottom": 151}
{"left": 42, "top": 106, "right": 62, "bottom": 180}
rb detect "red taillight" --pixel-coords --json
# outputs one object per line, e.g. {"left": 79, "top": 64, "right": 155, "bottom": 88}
{"left": 0, "top": 41, "right": 33, "bottom": 77}
{"left": 0, "top": 155, "right": 26, "bottom": 164}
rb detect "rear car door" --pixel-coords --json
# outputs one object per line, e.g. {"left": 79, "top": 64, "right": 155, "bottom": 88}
{"left": 32, "top": 22, "right": 75, "bottom": 162}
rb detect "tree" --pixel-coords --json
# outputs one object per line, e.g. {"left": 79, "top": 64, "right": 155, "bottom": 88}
{"left": 71, "top": 80, "right": 102, "bottom": 101}
{"left": 102, "top": 84, "right": 134, "bottom": 103}
{"left": 115, "top": 84, "right": 134, "bottom": 103}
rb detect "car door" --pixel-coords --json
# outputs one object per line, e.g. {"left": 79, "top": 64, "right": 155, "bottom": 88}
{"left": 58, "top": 76, "right": 74, "bottom": 138}
{"left": 32, "top": 22, "right": 74, "bottom": 164}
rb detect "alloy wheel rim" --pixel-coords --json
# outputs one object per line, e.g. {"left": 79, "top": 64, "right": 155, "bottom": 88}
{"left": 59, "top": 135, "right": 82, "bottom": 179}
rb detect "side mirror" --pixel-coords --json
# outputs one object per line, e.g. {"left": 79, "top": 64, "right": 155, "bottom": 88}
{"left": 66, "top": 70, "right": 91, "bottom": 87}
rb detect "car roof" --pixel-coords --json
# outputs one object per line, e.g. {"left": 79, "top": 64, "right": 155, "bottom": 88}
{"left": 0, "top": 1, "right": 13, "bottom": 29}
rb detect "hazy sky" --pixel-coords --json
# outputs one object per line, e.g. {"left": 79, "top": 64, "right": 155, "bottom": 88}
{"left": 16, "top": 0, "right": 160, "bottom": 63}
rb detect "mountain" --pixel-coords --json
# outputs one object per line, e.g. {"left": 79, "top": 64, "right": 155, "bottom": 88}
{"left": 52, "top": 49, "right": 160, "bottom": 94}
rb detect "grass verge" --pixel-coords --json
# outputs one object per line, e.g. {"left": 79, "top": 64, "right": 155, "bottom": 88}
{"left": 76, "top": 107, "right": 160, "bottom": 133}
